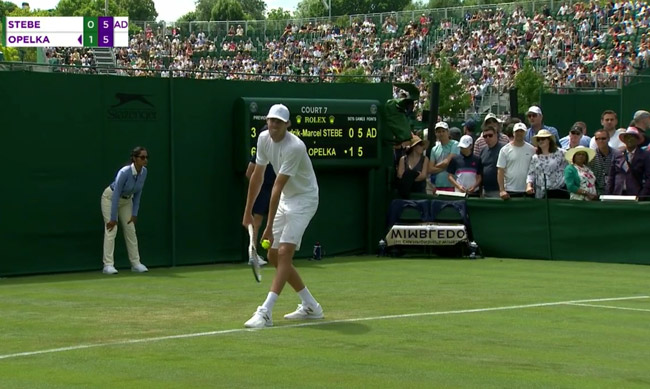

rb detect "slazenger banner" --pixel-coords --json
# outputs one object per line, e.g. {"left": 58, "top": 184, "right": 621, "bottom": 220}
{"left": 385, "top": 224, "right": 467, "bottom": 246}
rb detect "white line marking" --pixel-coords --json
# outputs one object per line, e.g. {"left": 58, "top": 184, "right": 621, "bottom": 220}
{"left": 1, "top": 295, "right": 647, "bottom": 361}
{"left": 566, "top": 303, "right": 650, "bottom": 313}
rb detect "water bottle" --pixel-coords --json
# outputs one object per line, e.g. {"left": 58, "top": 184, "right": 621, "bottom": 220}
{"left": 313, "top": 242, "right": 322, "bottom": 261}
{"left": 378, "top": 239, "right": 387, "bottom": 257}
{"left": 468, "top": 241, "right": 479, "bottom": 259}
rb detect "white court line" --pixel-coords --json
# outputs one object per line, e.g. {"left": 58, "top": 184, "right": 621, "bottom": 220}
{"left": 1, "top": 295, "right": 647, "bottom": 361}
{"left": 567, "top": 302, "right": 650, "bottom": 313}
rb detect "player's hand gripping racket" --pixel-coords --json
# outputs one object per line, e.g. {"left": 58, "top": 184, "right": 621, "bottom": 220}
{"left": 248, "top": 224, "right": 262, "bottom": 283}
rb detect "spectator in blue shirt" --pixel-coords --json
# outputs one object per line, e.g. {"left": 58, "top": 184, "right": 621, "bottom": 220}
{"left": 560, "top": 122, "right": 591, "bottom": 149}
{"left": 524, "top": 106, "right": 560, "bottom": 144}
{"left": 100, "top": 147, "right": 149, "bottom": 275}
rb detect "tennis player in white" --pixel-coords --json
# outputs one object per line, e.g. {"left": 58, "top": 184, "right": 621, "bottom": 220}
{"left": 242, "top": 104, "right": 324, "bottom": 328}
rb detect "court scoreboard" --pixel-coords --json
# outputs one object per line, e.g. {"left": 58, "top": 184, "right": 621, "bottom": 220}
{"left": 235, "top": 97, "right": 382, "bottom": 168}
{"left": 1, "top": 17, "right": 128, "bottom": 47}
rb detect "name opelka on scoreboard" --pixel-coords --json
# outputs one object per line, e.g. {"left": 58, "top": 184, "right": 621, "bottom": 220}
{"left": 1, "top": 17, "right": 129, "bottom": 47}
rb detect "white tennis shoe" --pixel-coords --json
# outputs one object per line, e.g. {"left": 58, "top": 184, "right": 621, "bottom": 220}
{"left": 131, "top": 263, "right": 149, "bottom": 273}
{"left": 249, "top": 255, "right": 268, "bottom": 266}
{"left": 102, "top": 265, "right": 118, "bottom": 275}
{"left": 244, "top": 306, "right": 273, "bottom": 328}
{"left": 283, "top": 303, "right": 324, "bottom": 320}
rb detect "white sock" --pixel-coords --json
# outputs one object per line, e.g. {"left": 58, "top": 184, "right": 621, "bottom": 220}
{"left": 297, "top": 287, "right": 318, "bottom": 307}
{"left": 261, "top": 292, "right": 278, "bottom": 313}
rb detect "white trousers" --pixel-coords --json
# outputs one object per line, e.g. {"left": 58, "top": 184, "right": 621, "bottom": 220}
{"left": 101, "top": 186, "right": 141, "bottom": 267}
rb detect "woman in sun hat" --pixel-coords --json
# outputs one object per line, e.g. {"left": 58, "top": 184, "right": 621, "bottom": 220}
{"left": 396, "top": 135, "right": 429, "bottom": 198}
{"left": 564, "top": 146, "right": 598, "bottom": 200}
{"left": 526, "top": 129, "right": 568, "bottom": 198}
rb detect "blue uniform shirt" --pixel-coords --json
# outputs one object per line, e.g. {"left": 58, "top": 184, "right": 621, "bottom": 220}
{"left": 109, "top": 164, "right": 147, "bottom": 221}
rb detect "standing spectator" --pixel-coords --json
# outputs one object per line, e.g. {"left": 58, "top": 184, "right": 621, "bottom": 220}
{"left": 427, "top": 122, "right": 459, "bottom": 194}
{"left": 590, "top": 110, "right": 624, "bottom": 151}
{"left": 101, "top": 147, "right": 150, "bottom": 275}
{"left": 462, "top": 119, "right": 477, "bottom": 139}
{"left": 447, "top": 135, "right": 482, "bottom": 196}
{"left": 497, "top": 123, "right": 535, "bottom": 199}
{"left": 396, "top": 135, "right": 429, "bottom": 198}
{"left": 479, "top": 125, "right": 504, "bottom": 198}
{"left": 589, "top": 129, "right": 620, "bottom": 195}
{"left": 560, "top": 122, "right": 591, "bottom": 149}
{"left": 526, "top": 130, "right": 568, "bottom": 198}
{"left": 564, "top": 146, "right": 598, "bottom": 201}
{"left": 632, "top": 110, "right": 650, "bottom": 147}
{"left": 449, "top": 127, "right": 462, "bottom": 142}
{"left": 524, "top": 106, "right": 560, "bottom": 144}
{"left": 474, "top": 113, "right": 510, "bottom": 156}
{"left": 607, "top": 127, "right": 650, "bottom": 197}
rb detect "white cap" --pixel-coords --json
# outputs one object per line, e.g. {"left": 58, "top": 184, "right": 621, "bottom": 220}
{"left": 435, "top": 121, "right": 449, "bottom": 130}
{"left": 483, "top": 113, "right": 501, "bottom": 124}
{"left": 513, "top": 123, "right": 527, "bottom": 132}
{"left": 458, "top": 135, "right": 474, "bottom": 148}
{"left": 266, "top": 104, "right": 290, "bottom": 122}
{"left": 527, "top": 106, "right": 543, "bottom": 116}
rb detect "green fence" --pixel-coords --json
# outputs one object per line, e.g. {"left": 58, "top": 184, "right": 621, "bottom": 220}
{"left": 467, "top": 198, "right": 650, "bottom": 265}
{"left": 0, "top": 71, "right": 392, "bottom": 276}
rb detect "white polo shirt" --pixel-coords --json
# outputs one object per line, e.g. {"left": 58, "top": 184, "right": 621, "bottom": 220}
{"left": 256, "top": 130, "right": 319, "bottom": 200}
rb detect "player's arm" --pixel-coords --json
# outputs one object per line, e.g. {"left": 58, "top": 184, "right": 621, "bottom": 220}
{"left": 242, "top": 164, "right": 265, "bottom": 228}
{"left": 262, "top": 173, "right": 290, "bottom": 243}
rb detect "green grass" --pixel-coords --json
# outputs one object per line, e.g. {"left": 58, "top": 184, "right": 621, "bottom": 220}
{"left": 1, "top": 257, "right": 649, "bottom": 388}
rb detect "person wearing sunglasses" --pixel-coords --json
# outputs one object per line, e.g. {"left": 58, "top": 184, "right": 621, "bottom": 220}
{"left": 523, "top": 106, "right": 560, "bottom": 145}
{"left": 100, "top": 147, "right": 149, "bottom": 275}
{"left": 589, "top": 129, "right": 620, "bottom": 195}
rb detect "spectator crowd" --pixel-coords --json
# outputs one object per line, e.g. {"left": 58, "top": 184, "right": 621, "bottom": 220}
{"left": 42, "top": 0, "right": 650, "bottom": 116}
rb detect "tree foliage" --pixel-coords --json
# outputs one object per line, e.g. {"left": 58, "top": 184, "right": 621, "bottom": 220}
{"left": 514, "top": 61, "right": 545, "bottom": 114}
{"left": 295, "top": 0, "right": 411, "bottom": 18}
{"left": 267, "top": 8, "right": 293, "bottom": 20}
{"left": 429, "top": 60, "right": 471, "bottom": 118}
{"left": 0, "top": 1, "right": 18, "bottom": 18}
{"left": 177, "top": 10, "right": 199, "bottom": 23}
{"left": 195, "top": 0, "right": 217, "bottom": 21}
{"left": 211, "top": 0, "right": 245, "bottom": 21}
{"left": 240, "top": 0, "right": 266, "bottom": 20}
{"left": 119, "top": 0, "right": 157, "bottom": 21}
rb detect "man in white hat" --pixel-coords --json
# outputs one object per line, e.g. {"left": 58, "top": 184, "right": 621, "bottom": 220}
{"left": 242, "top": 104, "right": 324, "bottom": 328}
{"left": 524, "top": 106, "right": 560, "bottom": 144}
{"left": 497, "top": 122, "right": 535, "bottom": 199}
{"left": 607, "top": 127, "right": 650, "bottom": 196}
{"left": 427, "top": 121, "right": 459, "bottom": 194}
{"left": 447, "top": 135, "right": 482, "bottom": 196}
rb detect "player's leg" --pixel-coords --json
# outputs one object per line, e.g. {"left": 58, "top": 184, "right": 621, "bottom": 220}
{"left": 117, "top": 198, "right": 147, "bottom": 273}
{"left": 101, "top": 187, "right": 119, "bottom": 274}
{"left": 276, "top": 200, "right": 323, "bottom": 320}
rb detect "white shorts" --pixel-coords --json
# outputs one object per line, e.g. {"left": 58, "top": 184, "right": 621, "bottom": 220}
{"left": 271, "top": 195, "right": 318, "bottom": 250}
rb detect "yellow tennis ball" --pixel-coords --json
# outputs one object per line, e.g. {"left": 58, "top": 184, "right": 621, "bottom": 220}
{"left": 261, "top": 239, "right": 271, "bottom": 250}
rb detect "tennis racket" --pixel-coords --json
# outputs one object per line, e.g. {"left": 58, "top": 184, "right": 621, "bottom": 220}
{"left": 247, "top": 224, "right": 262, "bottom": 283}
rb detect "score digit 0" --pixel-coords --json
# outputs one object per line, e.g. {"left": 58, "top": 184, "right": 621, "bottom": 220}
{"left": 348, "top": 128, "right": 364, "bottom": 138}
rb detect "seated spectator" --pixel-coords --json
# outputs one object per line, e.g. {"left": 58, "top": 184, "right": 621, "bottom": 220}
{"left": 564, "top": 146, "right": 598, "bottom": 200}
{"left": 607, "top": 127, "right": 650, "bottom": 197}
{"left": 560, "top": 122, "right": 591, "bottom": 149}
{"left": 497, "top": 123, "right": 535, "bottom": 199}
{"left": 396, "top": 135, "right": 429, "bottom": 198}
{"left": 447, "top": 135, "right": 483, "bottom": 196}
{"left": 527, "top": 130, "right": 568, "bottom": 199}
{"left": 236, "top": 25, "right": 244, "bottom": 36}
